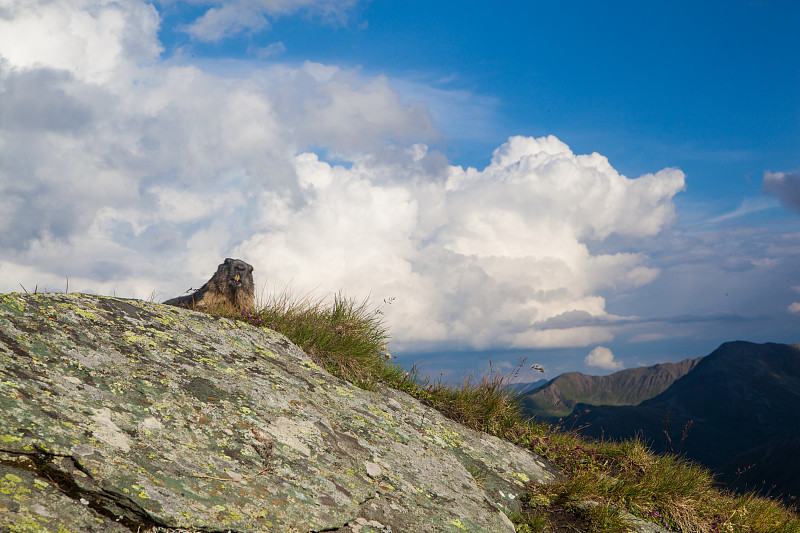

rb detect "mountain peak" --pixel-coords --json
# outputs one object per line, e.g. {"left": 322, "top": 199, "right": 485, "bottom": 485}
{"left": 521, "top": 357, "right": 701, "bottom": 418}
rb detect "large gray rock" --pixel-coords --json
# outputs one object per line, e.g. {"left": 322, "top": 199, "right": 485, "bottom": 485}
{"left": 0, "top": 293, "right": 562, "bottom": 532}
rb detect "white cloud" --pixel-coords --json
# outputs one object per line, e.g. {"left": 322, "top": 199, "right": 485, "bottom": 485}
{"left": 692, "top": 196, "right": 782, "bottom": 227}
{"left": 0, "top": 1, "right": 686, "bottom": 353}
{"left": 175, "top": 0, "right": 361, "bottom": 41}
{"left": 387, "top": 76, "right": 501, "bottom": 144}
{"left": 0, "top": 0, "right": 161, "bottom": 84}
{"left": 763, "top": 170, "right": 800, "bottom": 214}
{"left": 235, "top": 135, "right": 683, "bottom": 350}
{"left": 183, "top": 5, "right": 270, "bottom": 41}
{"left": 584, "top": 346, "right": 624, "bottom": 370}
{"left": 252, "top": 41, "right": 286, "bottom": 59}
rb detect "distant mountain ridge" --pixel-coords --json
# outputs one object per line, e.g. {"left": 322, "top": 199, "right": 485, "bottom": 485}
{"left": 521, "top": 341, "right": 800, "bottom": 500}
{"left": 520, "top": 357, "right": 701, "bottom": 417}
{"left": 511, "top": 379, "right": 548, "bottom": 395}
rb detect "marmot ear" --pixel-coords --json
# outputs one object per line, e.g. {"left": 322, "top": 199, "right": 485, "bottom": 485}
{"left": 224, "top": 258, "right": 232, "bottom": 265}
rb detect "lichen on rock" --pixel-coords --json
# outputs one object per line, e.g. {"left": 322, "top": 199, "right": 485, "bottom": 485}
{"left": 0, "top": 293, "right": 562, "bottom": 532}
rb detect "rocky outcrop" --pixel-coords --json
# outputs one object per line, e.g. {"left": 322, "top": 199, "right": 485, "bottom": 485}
{"left": 0, "top": 293, "right": 562, "bottom": 532}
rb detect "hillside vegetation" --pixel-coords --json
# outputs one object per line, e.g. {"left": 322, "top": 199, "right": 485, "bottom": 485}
{"left": 213, "top": 292, "right": 800, "bottom": 533}
{"left": 527, "top": 341, "right": 800, "bottom": 502}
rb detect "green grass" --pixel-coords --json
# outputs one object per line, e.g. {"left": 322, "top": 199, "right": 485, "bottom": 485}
{"left": 213, "top": 289, "right": 800, "bottom": 533}
{"left": 217, "top": 289, "right": 413, "bottom": 391}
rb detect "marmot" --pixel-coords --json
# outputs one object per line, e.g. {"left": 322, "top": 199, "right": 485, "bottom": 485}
{"left": 164, "top": 258, "right": 255, "bottom": 313}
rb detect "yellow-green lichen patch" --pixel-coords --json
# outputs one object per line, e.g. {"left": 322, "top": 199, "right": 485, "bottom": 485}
{"left": 0, "top": 462, "right": 129, "bottom": 532}
{"left": 73, "top": 308, "right": 100, "bottom": 322}
{"left": 366, "top": 405, "right": 398, "bottom": 425}
{"left": 3, "top": 473, "right": 23, "bottom": 484}
{"left": 450, "top": 518, "right": 468, "bottom": 530}
{"left": 140, "top": 326, "right": 173, "bottom": 342}
{"left": 335, "top": 386, "right": 355, "bottom": 398}
{"left": 153, "top": 312, "right": 178, "bottom": 328}
{"left": 422, "top": 425, "right": 465, "bottom": 449}
{"left": 299, "top": 360, "right": 323, "bottom": 371}
{"left": 255, "top": 346, "right": 279, "bottom": 359}
{"left": 0, "top": 294, "right": 26, "bottom": 316}
{"left": 513, "top": 472, "right": 530, "bottom": 484}
{"left": 0, "top": 473, "right": 31, "bottom": 502}
{"left": 122, "top": 331, "right": 148, "bottom": 347}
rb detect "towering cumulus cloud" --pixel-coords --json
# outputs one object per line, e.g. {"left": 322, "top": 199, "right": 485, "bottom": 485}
{"left": 0, "top": 0, "right": 685, "bottom": 352}
{"left": 241, "top": 137, "right": 684, "bottom": 350}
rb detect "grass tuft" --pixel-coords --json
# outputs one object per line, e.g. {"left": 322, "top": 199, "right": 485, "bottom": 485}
{"left": 233, "top": 288, "right": 401, "bottom": 390}
{"left": 413, "top": 364, "right": 532, "bottom": 439}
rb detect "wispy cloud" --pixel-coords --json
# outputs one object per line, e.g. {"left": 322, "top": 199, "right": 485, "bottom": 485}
{"left": 689, "top": 196, "right": 782, "bottom": 227}
{"left": 182, "top": 4, "right": 271, "bottom": 41}
{"left": 387, "top": 75, "right": 502, "bottom": 146}
{"left": 250, "top": 41, "right": 286, "bottom": 59}
{"left": 174, "top": 0, "right": 362, "bottom": 41}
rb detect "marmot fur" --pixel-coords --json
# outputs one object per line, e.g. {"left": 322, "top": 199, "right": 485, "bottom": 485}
{"left": 164, "top": 258, "right": 255, "bottom": 313}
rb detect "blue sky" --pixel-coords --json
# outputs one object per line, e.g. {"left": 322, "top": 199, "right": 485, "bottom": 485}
{"left": 158, "top": 1, "right": 799, "bottom": 188}
{"left": 1, "top": 0, "right": 798, "bottom": 382}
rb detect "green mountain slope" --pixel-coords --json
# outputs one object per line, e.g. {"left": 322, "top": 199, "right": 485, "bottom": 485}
{"left": 527, "top": 341, "right": 800, "bottom": 500}
{"left": 520, "top": 357, "right": 701, "bottom": 417}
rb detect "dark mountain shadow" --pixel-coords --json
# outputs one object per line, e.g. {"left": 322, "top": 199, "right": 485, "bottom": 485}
{"left": 522, "top": 342, "right": 800, "bottom": 501}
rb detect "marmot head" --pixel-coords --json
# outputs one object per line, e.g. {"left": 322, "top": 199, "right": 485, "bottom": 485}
{"left": 218, "top": 258, "right": 254, "bottom": 291}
